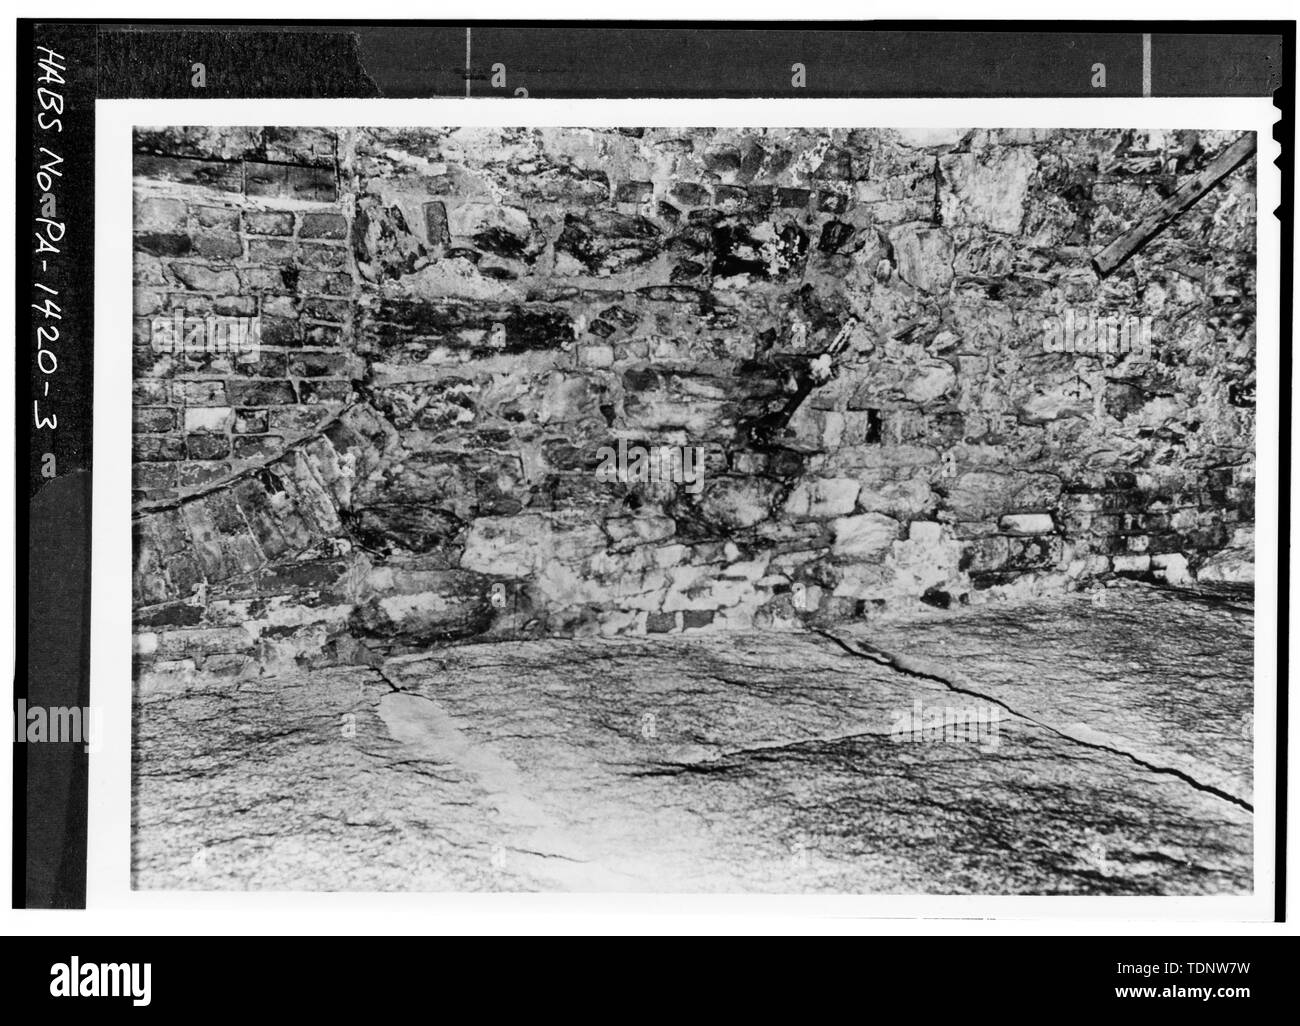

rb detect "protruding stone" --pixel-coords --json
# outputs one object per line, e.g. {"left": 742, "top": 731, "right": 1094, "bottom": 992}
{"left": 350, "top": 569, "right": 494, "bottom": 644}
{"left": 999, "top": 513, "right": 1055, "bottom": 535}
{"left": 890, "top": 225, "right": 954, "bottom": 293}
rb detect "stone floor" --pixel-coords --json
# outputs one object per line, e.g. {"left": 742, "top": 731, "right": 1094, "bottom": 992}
{"left": 133, "top": 582, "right": 1254, "bottom": 894}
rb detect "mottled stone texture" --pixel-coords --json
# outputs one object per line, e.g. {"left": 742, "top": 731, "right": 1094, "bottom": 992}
{"left": 132, "top": 126, "right": 1256, "bottom": 670}
{"left": 134, "top": 589, "right": 1251, "bottom": 893}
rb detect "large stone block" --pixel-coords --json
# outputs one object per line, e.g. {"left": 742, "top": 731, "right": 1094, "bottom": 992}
{"left": 940, "top": 146, "right": 1037, "bottom": 233}
{"left": 940, "top": 470, "right": 1062, "bottom": 521}
{"left": 350, "top": 569, "right": 494, "bottom": 644}
{"left": 784, "top": 478, "right": 861, "bottom": 519}
{"left": 687, "top": 476, "right": 785, "bottom": 534}
{"left": 460, "top": 513, "right": 607, "bottom": 578}
{"left": 555, "top": 210, "right": 663, "bottom": 274}
{"left": 890, "top": 225, "right": 954, "bottom": 293}
{"left": 832, "top": 512, "right": 901, "bottom": 561}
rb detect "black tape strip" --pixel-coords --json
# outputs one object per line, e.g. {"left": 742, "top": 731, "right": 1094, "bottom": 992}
{"left": 16, "top": 22, "right": 97, "bottom": 908}
{"left": 97, "top": 28, "right": 379, "bottom": 98}
{"left": 83, "top": 23, "right": 1287, "bottom": 99}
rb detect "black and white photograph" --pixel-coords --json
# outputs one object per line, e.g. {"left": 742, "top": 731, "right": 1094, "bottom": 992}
{"left": 7, "top": 11, "right": 1296, "bottom": 1004}
{"left": 128, "top": 122, "right": 1258, "bottom": 894}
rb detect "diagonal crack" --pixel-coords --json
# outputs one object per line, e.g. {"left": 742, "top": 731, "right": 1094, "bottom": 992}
{"left": 812, "top": 628, "right": 1253, "bottom": 813}
{"left": 132, "top": 401, "right": 356, "bottom": 519}
{"left": 368, "top": 664, "right": 407, "bottom": 693}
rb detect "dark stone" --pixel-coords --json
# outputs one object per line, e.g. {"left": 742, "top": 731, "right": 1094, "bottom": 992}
{"left": 136, "top": 601, "right": 205, "bottom": 628}
{"left": 231, "top": 436, "right": 285, "bottom": 460}
{"left": 670, "top": 182, "right": 711, "bottom": 207}
{"left": 289, "top": 352, "right": 350, "bottom": 378}
{"left": 602, "top": 305, "right": 639, "bottom": 327}
{"left": 186, "top": 434, "right": 232, "bottom": 460}
{"left": 711, "top": 224, "right": 768, "bottom": 278}
{"left": 135, "top": 407, "right": 176, "bottom": 433}
{"left": 348, "top": 503, "right": 464, "bottom": 553}
{"left": 712, "top": 185, "right": 748, "bottom": 212}
{"left": 301, "top": 297, "right": 350, "bottom": 322}
{"left": 920, "top": 587, "right": 953, "bottom": 609}
{"left": 132, "top": 155, "right": 242, "bottom": 192}
{"left": 775, "top": 223, "right": 810, "bottom": 271}
{"left": 298, "top": 380, "right": 351, "bottom": 404}
{"left": 818, "top": 219, "right": 855, "bottom": 253}
{"left": 368, "top": 299, "right": 575, "bottom": 354}
{"left": 615, "top": 181, "right": 653, "bottom": 203}
{"left": 300, "top": 212, "right": 348, "bottom": 239}
{"left": 247, "top": 242, "right": 298, "bottom": 273}
{"left": 349, "top": 569, "right": 495, "bottom": 644}
{"left": 555, "top": 210, "right": 662, "bottom": 274}
{"left": 235, "top": 409, "right": 268, "bottom": 434}
{"left": 813, "top": 148, "right": 854, "bottom": 180}
{"left": 424, "top": 201, "right": 450, "bottom": 246}
{"left": 134, "top": 436, "right": 184, "bottom": 462}
{"left": 473, "top": 226, "right": 530, "bottom": 260}
{"left": 646, "top": 612, "right": 677, "bottom": 633}
{"left": 244, "top": 211, "right": 294, "bottom": 236}
{"left": 299, "top": 243, "right": 348, "bottom": 270}
{"left": 260, "top": 316, "right": 300, "bottom": 347}
{"left": 636, "top": 285, "right": 703, "bottom": 304}
{"left": 703, "top": 148, "right": 742, "bottom": 174}
{"left": 227, "top": 380, "right": 298, "bottom": 406}
{"left": 682, "top": 610, "right": 715, "bottom": 630}
{"left": 776, "top": 187, "right": 812, "bottom": 208}
{"left": 1228, "top": 381, "right": 1255, "bottom": 407}
{"left": 136, "top": 232, "right": 192, "bottom": 257}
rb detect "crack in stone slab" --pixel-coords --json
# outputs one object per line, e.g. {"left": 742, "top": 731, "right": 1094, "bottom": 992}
{"left": 812, "top": 628, "right": 1254, "bottom": 814}
{"left": 133, "top": 631, "right": 1252, "bottom": 893}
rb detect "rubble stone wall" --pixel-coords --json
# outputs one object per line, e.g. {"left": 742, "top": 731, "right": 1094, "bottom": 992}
{"left": 131, "top": 126, "right": 1256, "bottom": 680}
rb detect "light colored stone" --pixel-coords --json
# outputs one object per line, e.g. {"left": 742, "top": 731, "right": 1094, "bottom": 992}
{"left": 940, "top": 146, "right": 1037, "bottom": 233}
{"left": 856, "top": 479, "right": 936, "bottom": 519}
{"left": 1196, "top": 548, "right": 1253, "bottom": 584}
{"left": 785, "top": 478, "right": 861, "bottom": 518}
{"left": 832, "top": 512, "right": 901, "bottom": 560}
{"left": 461, "top": 513, "right": 607, "bottom": 577}
{"left": 999, "top": 513, "right": 1055, "bottom": 535}
{"left": 133, "top": 608, "right": 1252, "bottom": 893}
{"left": 696, "top": 476, "right": 783, "bottom": 532}
{"left": 908, "top": 521, "right": 944, "bottom": 544}
{"left": 184, "top": 406, "right": 234, "bottom": 433}
{"left": 889, "top": 224, "right": 954, "bottom": 293}
{"left": 1151, "top": 553, "right": 1193, "bottom": 586}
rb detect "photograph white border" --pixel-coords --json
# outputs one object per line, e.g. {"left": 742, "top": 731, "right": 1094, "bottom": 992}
{"left": 85, "top": 96, "right": 1281, "bottom": 929}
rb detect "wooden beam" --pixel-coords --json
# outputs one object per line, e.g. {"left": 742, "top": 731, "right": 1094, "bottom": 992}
{"left": 1091, "top": 133, "right": 1256, "bottom": 277}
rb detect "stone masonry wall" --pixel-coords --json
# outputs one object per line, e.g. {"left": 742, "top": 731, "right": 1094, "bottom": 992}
{"left": 131, "top": 126, "right": 1256, "bottom": 681}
